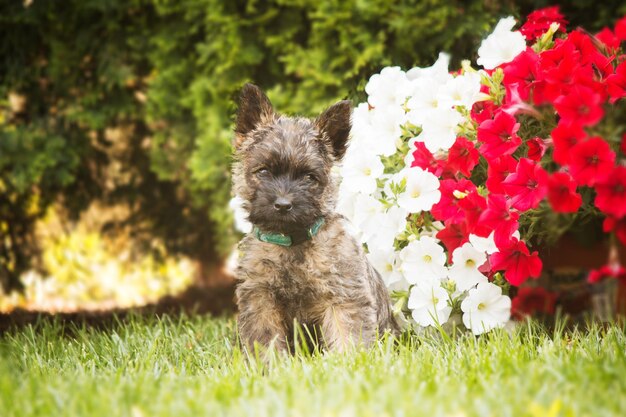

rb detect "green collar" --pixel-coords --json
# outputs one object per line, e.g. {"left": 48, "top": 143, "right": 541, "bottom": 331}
{"left": 253, "top": 217, "right": 325, "bottom": 247}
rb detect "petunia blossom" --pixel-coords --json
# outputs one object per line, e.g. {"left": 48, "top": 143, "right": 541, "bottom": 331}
{"left": 588, "top": 264, "right": 626, "bottom": 284}
{"left": 408, "top": 282, "right": 452, "bottom": 327}
{"left": 396, "top": 167, "right": 442, "bottom": 213}
{"left": 550, "top": 122, "right": 586, "bottom": 166}
{"left": 399, "top": 236, "right": 448, "bottom": 284}
{"left": 547, "top": 172, "right": 582, "bottom": 213}
{"left": 554, "top": 85, "right": 604, "bottom": 127}
{"left": 448, "top": 242, "right": 488, "bottom": 291}
{"left": 486, "top": 155, "right": 518, "bottom": 194}
{"left": 511, "top": 287, "right": 558, "bottom": 319}
{"left": 477, "top": 17, "right": 527, "bottom": 70}
{"left": 365, "top": 66, "right": 410, "bottom": 110}
{"left": 568, "top": 137, "right": 616, "bottom": 187}
{"left": 461, "top": 282, "right": 512, "bottom": 335}
{"left": 502, "top": 158, "right": 549, "bottom": 211}
{"left": 477, "top": 194, "right": 520, "bottom": 248}
{"left": 477, "top": 111, "right": 521, "bottom": 160}
{"left": 431, "top": 179, "right": 476, "bottom": 224}
{"left": 436, "top": 220, "right": 470, "bottom": 256}
{"left": 503, "top": 48, "right": 541, "bottom": 102}
{"left": 416, "top": 107, "right": 464, "bottom": 153}
{"left": 446, "top": 136, "right": 480, "bottom": 177}
{"left": 489, "top": 239, "right": 542, "bottom": 286}
{"left": 519, "top": 6, "right": 567, "bottom": 41}
{"left": 594, "top": 166, "right": 626, "bottom": 219}
{"left": 367, "top": 248, "right": 405, "bottom": 290}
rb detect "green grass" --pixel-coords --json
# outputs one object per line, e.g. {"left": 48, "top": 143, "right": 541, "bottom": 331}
{"left": 0, "top": 315, "right": 625, "bottom": 417}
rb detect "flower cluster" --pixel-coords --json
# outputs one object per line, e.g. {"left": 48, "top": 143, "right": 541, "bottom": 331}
{"left": 338, "top": 8, "right": 626, "bottom": 334}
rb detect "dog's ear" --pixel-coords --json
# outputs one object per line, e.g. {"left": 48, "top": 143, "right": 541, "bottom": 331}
{"left": 234, "top": 83, "right": 275, "bottom": 148}
{"left": 315, "top": 100, "right": 352, "bottom": 160}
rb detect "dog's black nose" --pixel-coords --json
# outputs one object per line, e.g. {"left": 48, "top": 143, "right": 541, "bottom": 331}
{"left": 274, "top": 197, "right": 292, "bottom": 212}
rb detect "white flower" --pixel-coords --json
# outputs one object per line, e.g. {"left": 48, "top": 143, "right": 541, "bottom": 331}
{"left": 367, "top": 248, "right": 404, "bottom": 289}
{"left": 351, "top": 193, "right": 384, "bottom": 240}
{"left": 408, "top": 282, "right": 452, "bottom": 327}
{"left": 350, "top": 103, "right": 376, "bottom": 145}
{"left": 477, "top": 16, "right": 526, "bottom": 70}
{"left": 352, "top": 104, "right": 400, "bottom": 158}
{"left": 369, "top": 105, "right": 408, "bottom": 157}
{"left": 406, "top": 77, "right": 442, "bottom": 126}
{"left": 415, "top": 107, "right": 464, "bottom": 152}
{"left": 448, "top": 242, "right": 488, "bottom": 292}
{"left": 363, "top": 205, "right": 408, "bottom": 250}
{"left": 461, "top": 282, "right": 512, "bottom": 335}
{"left": 340, "top": 152, "right": 384, "bottom": 194}
{"left": 336, "top": 186, "right": 359, "bottom": 221}
{"left": 437, "top": 71, "right": 483, "bottom": 110}
{"left": 399, "top": 236, "right": 447, "bottom": 284}
{"left": 229, "top": 196, "right": 252, "bottom": 233}
{"left": 396, "top": 167, "right": 441, "bottom": 213}
{"left": 469, "top": 232, "right": 499, "bottom": 255}
{"left": 365, "top": 66, "right": 410, "bottom": 110}
{"left": 407, "top": 52, "right": 452, "bottom": 84}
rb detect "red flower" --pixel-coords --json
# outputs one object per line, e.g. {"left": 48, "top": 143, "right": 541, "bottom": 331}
{"left": 547, "top": 172, "right": 582, "bottom": 213}
{"left": 511, "top": 287, "right": 558, "bottom": 319}
{"left": 458, "top": 191, "right": 487, "bottom": 232}
{"left": 470, "top": 100, "right": 496, "bottom": 124}
{"left": 477, "top": 111, "right": 521, "bottom": 160}
{"left": 538, "top": 41, "right": 587, "bottom": 101}
{"left": 411, "top": 142, "right": 443, "bottom": 176}
{"left": 594, "top": 166, "right": 626, "bottom": 218}
{"left": 503, "top": 49, "right": 541, "bottom": 102}
{"left": 527, "top": 137, "right": 547, "bottom": 161}
{"left": 502, "top": 158, "right": 549, "bottom": 211}
{"left": 603, "top": 216, "right": 626, "bottom": 246}
{"left": 550, "top": 122, "right": 586, "bottom": 166}
{"left": 436, "top": 220, "right": 469, "bottom": 255}
{"left": 486, "top": 156, "right": 518, "bottom": 194}
{"left": 607, "top": 61, "right": 626, "bottom": 104}
{"left": 520, "top": 6, "right": 567, "bottom": 41}
{"left": 595, "top": 27, "right": 621, "bottom": 53}
{"left": 588, "top": 264, "right": 626, "bottom": 284}
{"left": 477, "top": 194, "right": 519, "bottom": 248}
{"left": 446, "top": 136, "right": 479, "bottom": 177}
{"left": 431, "top": 179, "right": 476, "bottom": 224}
{"left": 567, "top": 30, "right": 608, "bottom": 69}
{"left": 568, "top": 136, "right": 616, "bottom": 186}
{"left": 554, "top": 85, "right": 605, "bottom": 127}
{"left": 490, "top": 239, "right": 543, "bottom": 286}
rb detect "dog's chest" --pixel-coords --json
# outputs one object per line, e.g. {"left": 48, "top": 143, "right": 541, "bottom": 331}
{"left": 269, "top": 248, "right": 332, "bottom": 307}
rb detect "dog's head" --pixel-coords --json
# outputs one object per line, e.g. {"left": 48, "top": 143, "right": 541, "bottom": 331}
{"left": 232, "top": 84, "right": 351, "bottom": 234}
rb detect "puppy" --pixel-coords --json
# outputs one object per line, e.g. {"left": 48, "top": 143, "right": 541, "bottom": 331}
{"left": 232, "top": 84, "right": 397, "bottom": 353}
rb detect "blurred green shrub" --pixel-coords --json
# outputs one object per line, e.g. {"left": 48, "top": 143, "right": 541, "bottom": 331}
{"left": 1, "top": 0, "right": 625, "bottom": 290}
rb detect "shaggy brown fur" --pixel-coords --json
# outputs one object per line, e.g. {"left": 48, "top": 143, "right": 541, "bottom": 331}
{"left": 232, "top": 84, "right": 398, "bottom": 354}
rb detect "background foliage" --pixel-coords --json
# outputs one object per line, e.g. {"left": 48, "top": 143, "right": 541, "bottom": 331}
{"left": 1, "top": 0, "right": 625, "bottom": 290}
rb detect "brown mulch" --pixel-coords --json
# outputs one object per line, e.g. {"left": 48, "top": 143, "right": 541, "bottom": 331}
{"left": 0, "top": 283, "right": 237, "bottom": 334}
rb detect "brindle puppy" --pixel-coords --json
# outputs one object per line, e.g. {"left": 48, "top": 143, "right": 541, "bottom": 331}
{"left": 232, "top": 84, "right": 398, "bottom": 354}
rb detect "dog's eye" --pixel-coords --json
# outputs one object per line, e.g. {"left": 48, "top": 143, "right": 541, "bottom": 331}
{"left": 305, "top": 173, "right": 318, "bottom": 182}
{"left": 255, "top": 168, "right": 269, "bottom": 176}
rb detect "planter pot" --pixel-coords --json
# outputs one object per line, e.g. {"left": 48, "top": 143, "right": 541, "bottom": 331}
{"left": 534, "top": 235, "right": 626, "bottom": 320}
